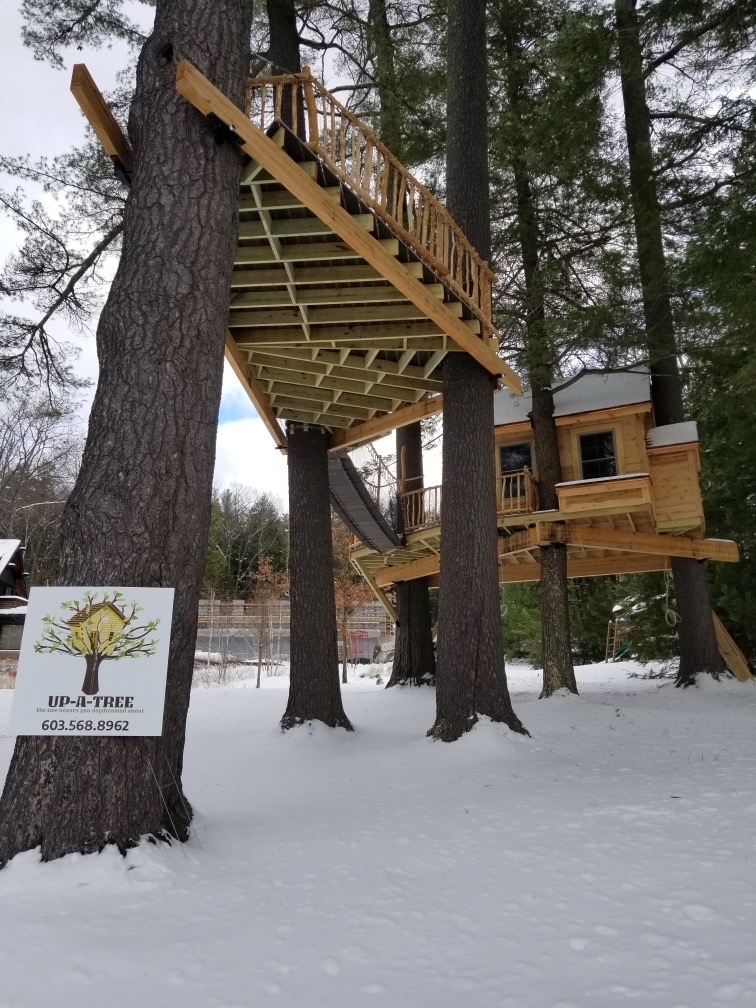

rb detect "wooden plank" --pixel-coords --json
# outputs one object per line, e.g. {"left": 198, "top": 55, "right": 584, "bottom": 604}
{"left": 234, "top": 237, "right": 399, "bottom": 265}
{"left": 231, "top": 302, "right": 459, "bottom": 327}
{"left": 265, "top": 375, "right": 407, "bottom": 409}
{"left": 248, "top": 346, "right": 442, "bottom": 385}
{"left": 224, "top": 332, "right": 287, "bottom": 449}
{"left": 712, "top": 612, "right": 753, "bottom": 682}
{"left": 230, "top": 284, "right": 442, "bottom": 309}
{"left": 175, "top": 61, "right": 520, "bottom": 391}
{"left": 238, "top": 213, "right": 373, "bottom": 239}
{"left": 377, "top": 549, "right": 673, "bottom": 587}
{"left": 537, "top": 523, "right": 739, "bottom": 562}
{"left": 252, "top": 354, "right": 442, "bottom": 393}
{"left": 242, "top": 335, "right": 456, "bottom": 352}
{"left": 328, "top": 396, "right": 442, "bottom": 451}
{"left": 350, "top": 556, "right": 397, "bottom": 620}
{"left": 71, "top": 64, "right": 134, "bottom": 172}
{"left": 235, "top": 319, "right": 465, "bottom": 344}
{"left": 229, "top": 262, "right": 423, "bottom": 288}
{"left": 240, "top": 186, "right": 340, "bottom": 211}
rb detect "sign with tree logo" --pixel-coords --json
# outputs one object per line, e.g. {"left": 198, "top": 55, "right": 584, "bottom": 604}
{"left": 10, "top": 587, "right": 174, "bottom": 736}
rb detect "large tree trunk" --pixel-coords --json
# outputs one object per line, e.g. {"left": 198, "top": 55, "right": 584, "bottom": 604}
{"left": 429, "top": 0, "right": 525, "bottom": 740}
{"left": 281, "top": 424, "right": 352, "bottom": 730}
{"left": 364, "top": 0, "right": 436, "bottom": 689}
{"left": 0, "top": 0, "right": 254, "bottom": 866}
{"left": 501, "top": 9, "right": 576, "bottom": 697}
{"left": 615, "top": 0, "right": 723, "bottom": 686}
{"left": 388, "top": 421, "right": 436, "bottom": 687}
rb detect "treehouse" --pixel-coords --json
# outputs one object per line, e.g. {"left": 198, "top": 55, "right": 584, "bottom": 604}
{"left": 349, "top": 369, "right": 740, "bottom": 615}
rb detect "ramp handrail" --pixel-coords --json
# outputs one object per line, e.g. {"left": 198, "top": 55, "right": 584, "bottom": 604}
{"left": 246, "top": 69, "right": 494, "bottom": 332}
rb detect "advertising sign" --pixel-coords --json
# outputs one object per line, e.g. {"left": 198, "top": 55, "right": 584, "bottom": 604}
{"left": 10, "top": 587, "right": 174, "bottom": 737}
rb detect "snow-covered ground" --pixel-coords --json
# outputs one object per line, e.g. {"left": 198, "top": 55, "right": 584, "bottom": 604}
{"left": 1, "top": 661, "right": 755, "bottom": 1008}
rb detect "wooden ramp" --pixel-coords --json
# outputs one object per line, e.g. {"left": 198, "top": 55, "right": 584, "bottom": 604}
{"left": 328, "top": 453, "right": 402, "bottom": 553}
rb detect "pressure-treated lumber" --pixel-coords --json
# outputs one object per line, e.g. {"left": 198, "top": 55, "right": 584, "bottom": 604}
{"left": 175, "top": 60, "right": 520, "bottom": 390}
{"left": 712, "top": 612, "right": 753, "bottom": 682}
{"left": 71, "top": 64, "right": 134, "bottom": 172}
{"left": 328, "top": 396, "right": 442, "bottom": 452}
{"left": 536, "top": 523, "right": 739, "bottom": 562}
{"left": 224, "top": 332, "right": 287, "bottom": 449}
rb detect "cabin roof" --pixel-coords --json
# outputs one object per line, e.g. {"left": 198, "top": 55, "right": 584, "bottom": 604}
{"left": 0, "top": 539, "right": 22, "bottom": 576}
{"left": 646, "top": 421, "right": 698, "bottom": 447}
{"left": 493, "top": 370, "right": 651, "bottom": 427}
{"left": 66, "top": 600, "right": 126, "bottom": 628}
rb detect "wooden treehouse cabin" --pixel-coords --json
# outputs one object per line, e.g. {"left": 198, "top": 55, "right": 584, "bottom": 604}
{"left": 349, "top": 371, "right": 742, "bottom": 660}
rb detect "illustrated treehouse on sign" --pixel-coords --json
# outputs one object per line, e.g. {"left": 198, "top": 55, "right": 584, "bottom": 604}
{"left": 34, "top": 592, "right": 160, "bottom": 695}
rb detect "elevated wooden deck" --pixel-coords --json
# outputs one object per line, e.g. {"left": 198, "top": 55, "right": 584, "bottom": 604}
{"left": 350, "top": 472, "right": 739, "bottom": 609}
{"left": 71, "top": 62, "right": 520, "bottom": 454}
{"left": 175, "top": 62, "right": 521, "bottom": 451}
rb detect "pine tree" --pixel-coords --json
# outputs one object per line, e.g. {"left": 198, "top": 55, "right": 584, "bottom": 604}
{"left": 0, "top": 0, "right": 255, "bottom": 865}
{"left": 430, "top": 0, "right": 526, "bottom": 741}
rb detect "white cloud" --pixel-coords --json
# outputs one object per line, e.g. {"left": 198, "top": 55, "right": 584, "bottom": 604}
{"left": 214, "top": 415, "right": 289, "bottom": 510}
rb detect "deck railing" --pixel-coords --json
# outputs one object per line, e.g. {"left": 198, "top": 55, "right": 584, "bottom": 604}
{"left": 400, "top": 484, "right": 442, "bottom": 534}
{"left": 398, "top": 469, "right": 538, "bottom": 534}
{"left": 246, "top": 69, "right": 494, "bottom": 331}
{"left": 498, "top": 467, "right": 538, "bottom": 516}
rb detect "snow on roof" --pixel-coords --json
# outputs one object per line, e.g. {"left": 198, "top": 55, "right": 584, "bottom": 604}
{"left": 0, "top": 539, "right": 22, "bottom": 575}
{"left": 493, "top": 370, "right": 651, "bottom": 427}
{"left": 646, "top": 421, "right": 698, "bottom": 448}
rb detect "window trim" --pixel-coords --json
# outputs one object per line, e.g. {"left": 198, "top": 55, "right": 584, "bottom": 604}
{"left": 576, "top": 427, "right": 620, "bottom": 481}
{"left": 497, "top": 439, "right": 535, "bottom": 478}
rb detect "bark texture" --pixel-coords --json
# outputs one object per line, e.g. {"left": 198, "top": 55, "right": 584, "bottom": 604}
{"left": 266, "top": 0, "right": 304, "bottom": 136}
{"left": 615, "top": 0, "right": 723, "bottom": 685}
{"left": 539, "top": 547, "right": 577, "bottom": 697}
{"left": 282, "top": 424, "right": 352, "bottom": 730}
{"left": 432, "top": 356, "right": 526, "bottom": 740}
{"left": 0, "top": 0, "right": 254, "bottom": 866}
{"left": 430, "top": 0, "right": 525, "bottom": 739}
{"left": 388, "top": 422, "right": 436, "bottom": 687}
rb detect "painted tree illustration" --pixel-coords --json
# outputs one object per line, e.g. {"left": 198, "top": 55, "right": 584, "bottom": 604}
{"left": 34, "top": 591, "right": 160, "bottom": 696}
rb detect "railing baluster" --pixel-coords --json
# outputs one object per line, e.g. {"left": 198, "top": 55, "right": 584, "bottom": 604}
{"left": 246, "top": 72, "right": 496, "bottom": 332}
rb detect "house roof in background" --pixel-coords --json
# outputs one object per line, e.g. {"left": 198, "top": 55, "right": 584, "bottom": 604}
{"left": 0, "top": 539, "right": 22, "bottom": 575}
{"left": 494, "top": 370, "right": 651, "bottom": 427}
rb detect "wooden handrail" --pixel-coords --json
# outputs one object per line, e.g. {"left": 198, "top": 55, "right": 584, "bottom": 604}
{"left": 398, "top": 468, "right": 538, "bottom": 534}
{"left": 400, "top": 484, "right": 442, "bottom": 534}
{"left": 246, "top": 70, "right": 495, "bottom": 334}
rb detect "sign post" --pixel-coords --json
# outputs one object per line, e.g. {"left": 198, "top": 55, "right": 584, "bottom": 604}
{"left": 10, "top": 587, "right": 174, "bottom": 737}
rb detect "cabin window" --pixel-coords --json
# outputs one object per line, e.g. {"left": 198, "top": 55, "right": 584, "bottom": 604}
{"left": 499, "top": 442, "right": 533, "bottom": 498}
{"left": 579, "top": 430, "right": 617, "bottom": 480}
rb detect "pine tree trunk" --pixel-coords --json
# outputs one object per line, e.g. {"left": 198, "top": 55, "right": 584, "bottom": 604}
{"left": 81, "top": 654, "right": 104, "bottom": 696}
{"left": 430, "top": 0, "right": 525, "bottom": 740}
{"left": 539, "top": 547, "right": 577, "bottom": 697}
{"left": 671, "top": 557, "right": 724, "bottom": 686}
{"left": 388, "top": 421, "right": 435, "bottom": 686}
{"left": 615, "top": 0, "right": 723, "bottom": 685}
{"left": 432, "top": 356, "right": 526, "bottom": 740}
{"left": 266, "top": 0, "right": 304, "bottom": 137}
{"left": 0, "top": 0, "right": 254, "bottom": 866}
{"left": 500, "top": 9, "right": 576, "bottom": 698}
{"left": 282, "top": 424, "right": 352, "bottom": 730}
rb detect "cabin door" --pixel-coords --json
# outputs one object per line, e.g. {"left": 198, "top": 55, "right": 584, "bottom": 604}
{"left": 499, "top": 442, "right": 533, "bottom": 501}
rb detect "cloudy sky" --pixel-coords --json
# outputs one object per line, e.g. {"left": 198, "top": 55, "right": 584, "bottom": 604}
{"left": 0, "top": 1, "right": 290, "bottom": 508}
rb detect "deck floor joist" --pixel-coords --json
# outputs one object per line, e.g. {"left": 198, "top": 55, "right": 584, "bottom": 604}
{"left": 170, "top": 62, "right": 522, "bottom": 450}
{"left": 226, "top": 137, "right": 466, "bottom": 442}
